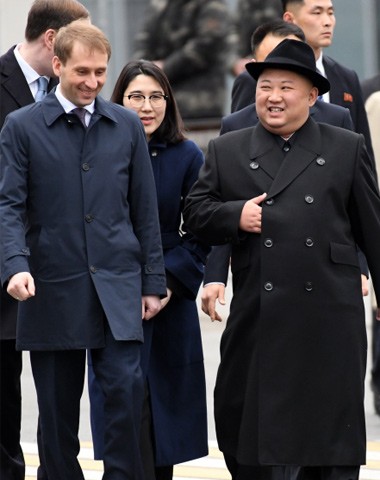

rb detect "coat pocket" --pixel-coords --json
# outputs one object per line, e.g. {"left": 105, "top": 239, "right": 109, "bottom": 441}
{"left": 330, "top": 242, "right": 359, "bottom": 268}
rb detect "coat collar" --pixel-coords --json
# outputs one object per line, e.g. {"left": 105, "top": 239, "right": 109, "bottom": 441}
{"left": 41, "top": 93, "right": 120, "bottom": 127}
{"left": 1, "top": 47, "right": 34, "bottom": 107}
{"left": 249, "top": 118, "right": 323, "bottom": 199}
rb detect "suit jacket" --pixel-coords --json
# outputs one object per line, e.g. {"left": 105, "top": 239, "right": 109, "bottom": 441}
{"left": 183, "top": 118, "right": 380, "bottom": 465}
{"left": 0, "top": 46, "right": 58, "bottom": 339}
{"left": 0, "top": 93, "right": 166, "bottom": 350}
{"left": 322, "top": 55, "right": 375, "bottom": 165}
{"left": 205, "top": 101, "right": 355, "bottom": 285}
{"left": 230, "top": 70, "right": 256, "bottom": 113}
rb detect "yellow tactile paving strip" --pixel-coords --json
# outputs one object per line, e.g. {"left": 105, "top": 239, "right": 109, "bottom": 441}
{"left": 23, "top": 441, "right": 380, "bottom": 480}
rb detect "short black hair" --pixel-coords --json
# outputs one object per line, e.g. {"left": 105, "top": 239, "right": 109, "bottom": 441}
{"left": 281, "top": 0, "right": 304, "bottom": 13}
{"left": 251, "top": 19, "right": 305, "bottom": 55}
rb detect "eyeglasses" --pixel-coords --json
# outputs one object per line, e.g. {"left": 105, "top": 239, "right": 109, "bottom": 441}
{"left": 124, "top": 93, "right": 168, "bottom": 108}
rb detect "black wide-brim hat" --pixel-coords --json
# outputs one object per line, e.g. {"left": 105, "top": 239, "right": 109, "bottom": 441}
{"left": 246, "top": 38, "right": 330, "bottom": 95}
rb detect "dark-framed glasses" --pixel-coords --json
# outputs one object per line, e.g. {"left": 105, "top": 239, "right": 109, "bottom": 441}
{"left": 125, "top": 93, "right": 168, "bottom": 108}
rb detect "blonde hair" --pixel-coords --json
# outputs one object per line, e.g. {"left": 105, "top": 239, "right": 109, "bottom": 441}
{"left": 54, "top": 21, "right": 111, "bottom": 64}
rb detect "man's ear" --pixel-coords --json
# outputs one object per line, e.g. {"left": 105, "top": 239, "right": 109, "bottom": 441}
{"left": 44, "top": 29, "right": 57, "bottom": 51}
{"left": 283, "top": 11, "right": 295, "bottom": 23}
{"left": 52, "top": 55, "right": 61, "bottom": 77}
{"left": 309, "top": 87, "right": 319, "bottom": 106}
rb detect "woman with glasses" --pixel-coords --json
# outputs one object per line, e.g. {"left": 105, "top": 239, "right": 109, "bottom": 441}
{"left": 88, "top": 60, "right": 209, "bottom": 480}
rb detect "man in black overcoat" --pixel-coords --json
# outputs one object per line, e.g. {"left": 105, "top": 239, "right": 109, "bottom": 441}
{"left": 184, "top": 39, "right": 380, "bottom": 480}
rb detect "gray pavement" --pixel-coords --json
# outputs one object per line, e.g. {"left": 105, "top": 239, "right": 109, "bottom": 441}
{"left": 20, "top": 279, "right": 380, "bottom": 446}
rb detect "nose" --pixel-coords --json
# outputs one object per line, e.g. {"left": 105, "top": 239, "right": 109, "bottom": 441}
{"left": 85, "top": 74, "right": 98, "bottom": 89}
{"left": 141, "top": 97, "right": 153, "bottom": 110}
{"left": 268, "top": 89, "right": 282, "bottom": 101}
{"left": 322, "top": 12, "right": 333, "bottom": 26}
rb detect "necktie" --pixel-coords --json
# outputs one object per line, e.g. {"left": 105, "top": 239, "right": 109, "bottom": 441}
{"left": 35, "top": 77, "right": 48, "bottom": 102}
{"left": 282, "top": 140, "right": 291, "bottom": 153}
{"left": 71, "top": 108, "right": 88, "bottom": 127}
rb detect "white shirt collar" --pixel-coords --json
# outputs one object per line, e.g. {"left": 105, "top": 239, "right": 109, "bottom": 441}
{"left": 55, "top": 84, "right": 95, "bottom": 114}
{"left": 13, "top": 44, "right": 50, "bottom": 97}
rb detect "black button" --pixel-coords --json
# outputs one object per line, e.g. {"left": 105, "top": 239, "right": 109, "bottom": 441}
{"left": 305, "top": 195, "right": 314, "bottom": 204}
{"left": 90, "top": 265, "right": 97, "bottom": 273}
{"left": 305, "top": 281, "right": 313, "bottom": 292}
{"left": 316, "top": 157, "right": 325, "bottom": 166}
{"left": 82, "top": 163, "right": 90, "bottom": 171}
{"left": 85, "top": 214, "right": 93, "bottom": 223}
{"left": 265, "top": 198, "right": 274, "bottom": 206}
{"left": 305, "top": 238, "right": 314, "bottom": 247}
{"left": 264, "top": 282, "right": 273, "bottom": 291}
{"left": 264, "top": 238, "right": 273, "bottom": 248}
{"left": 250, "top": 161, "right": 259, "bottom": 170}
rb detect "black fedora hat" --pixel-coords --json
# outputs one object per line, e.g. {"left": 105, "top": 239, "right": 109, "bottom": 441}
{"left": 246, "top": 38, "right": 330, "bottom": 95}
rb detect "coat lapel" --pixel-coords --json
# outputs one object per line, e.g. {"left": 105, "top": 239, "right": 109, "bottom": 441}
{"left": 266, "top": 118, "right": 322, "bottom": 199}
{"left": 248, "top": 123, "right": 282, "bottom": 180}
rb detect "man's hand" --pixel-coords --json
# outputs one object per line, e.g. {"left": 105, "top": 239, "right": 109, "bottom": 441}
{"left": 160, "top": 288, "right": 172, "bottom": 309}
{"left": 201, "top": 283, "right": 226, "bottom": 322}
{"left": 361, "top": 274, "right": 369, "bottom": 297}
{"left": 7, "top": 272, "right": 35, "bottom": 301}
{"left": 142, "top": 295, "right": 162, "bottom": 320}
{"left": 239, "top": 193, "right": 267, "bottom": 233}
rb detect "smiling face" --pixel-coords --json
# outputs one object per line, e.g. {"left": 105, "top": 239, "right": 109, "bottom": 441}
{"left": 255, "top": 68, "right": 318, "bottom": 137}
{"left": 284, "top": 0, "right": 336, "bottom": 57}
{"left": 52, "top": 41, "right": 108, "bottom": 106}
{"left": 123, "top": 74, "right": 167, "bottom": 140}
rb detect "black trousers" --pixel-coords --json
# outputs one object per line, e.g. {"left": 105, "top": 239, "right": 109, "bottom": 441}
{"left": 224, "top": 455, "right": 360, "bottom": 480}
{"left": 0, "top": 340, "right": 25, "bottom": 480}
{"left": 31, "top": 321, "right": 145, "bottom": 480}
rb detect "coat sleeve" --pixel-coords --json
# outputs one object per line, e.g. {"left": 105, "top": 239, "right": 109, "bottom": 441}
{"left": 164, "top": 146, "right": 210, "bottom": 300}
{"left": 183, "top": 138, "right": 247, "bottom": 245}
{"left": 348, "top": 134, "right": 380, "bottom": 306}
{"left": 127, "top": 121, "right": 167, "bottom": 297}
{"left": 0, "top": 114, "right": 31, "bottom": 285}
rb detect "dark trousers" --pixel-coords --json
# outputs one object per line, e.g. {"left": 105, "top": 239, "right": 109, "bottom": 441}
{"left": 0, "top": 340, "right": 25, "bottom": 480}
{"left": 31, "top": 321, "right": 145, "bottom": 480}
{"left": 224, "top": 455, "right": 360, "bottom": 480}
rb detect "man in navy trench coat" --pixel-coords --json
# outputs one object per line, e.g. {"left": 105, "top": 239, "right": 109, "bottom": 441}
{"left": 0, "top": 22, "right": 166, "bottom": 480}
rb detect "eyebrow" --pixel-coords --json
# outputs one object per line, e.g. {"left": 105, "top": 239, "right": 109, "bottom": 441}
{"left": 128, "top": 90, "right": 165, "bottom": 94}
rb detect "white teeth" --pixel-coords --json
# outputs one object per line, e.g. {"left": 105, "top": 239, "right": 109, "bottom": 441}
{"left": 269, "top": 107, "right": 283, "bottom": 112}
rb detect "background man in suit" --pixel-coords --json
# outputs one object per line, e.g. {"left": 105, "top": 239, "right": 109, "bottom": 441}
{"left": 184, "top": 38, "right": 380, "bottom": 480}
{"left": 0, "top": 21, "right": 166, "bottom": 480}
{"left": 0, "top": 1, "right": 90, "bottom": 479}
{"left": 201, "top": 20, "right": 362, "bottom": 323}
{"left": 282, "top": 0, "right": 375, "bottom": 170}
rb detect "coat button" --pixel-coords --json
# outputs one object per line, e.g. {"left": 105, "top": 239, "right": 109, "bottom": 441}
{"left": 305, "top": 237, "right": 314, "bottom": 247}
{"left": 264, "top": 238, "right": 273, "bottom": 248}
{"left": 21, "top": 248, "right": 28, "bottom": 254}
{"left": 305, "top": 194, "right": 314, "bottom": 204}
{"left": 304, "top": 281, "right": 313, "bottom": 292}
{"left": 90, "top": 265, "right": 97, "bottom": 273}
{"left": 264, "top": 281, "right": 273, "bottom": 291}
{"left": 250, "top": 161, "right": 259, "bottom": 170}
{"left": 82, "top": 163, "right": 90, "bottom": 171}
{"left": 85, "top": 214, "right": 94, "bottom": 223}
{"left": 265, "top": 198, "right": 274, "bottom": 206}
{"left": 316, "top": 157, "right": 325, "bottom": 166}
{"left": 146, "top": 266, "right": 153, "bottom": 273}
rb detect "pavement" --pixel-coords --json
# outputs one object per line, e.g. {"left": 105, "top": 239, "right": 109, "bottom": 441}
{"left": 20, "top": 280, "right": 380, "bottom": 479}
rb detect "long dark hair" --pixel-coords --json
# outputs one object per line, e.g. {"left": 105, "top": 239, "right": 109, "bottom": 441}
{"left": 111, "top": 60, "right": 186, "bottom": 144}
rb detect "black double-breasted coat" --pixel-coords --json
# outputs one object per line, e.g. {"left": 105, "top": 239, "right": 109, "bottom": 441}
{"left": 183, "top": 118, "right": 380, "bottom": 466}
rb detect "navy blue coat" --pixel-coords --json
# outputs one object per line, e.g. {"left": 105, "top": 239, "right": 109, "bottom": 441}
{"left": 89, "top": 138, "right": 209, "bottom": 465}
{"left": 0, "top": 93, "right": 166, "bottom": 350}
{"left": 143, "top": 139, "right": 209, "bottom": 465}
